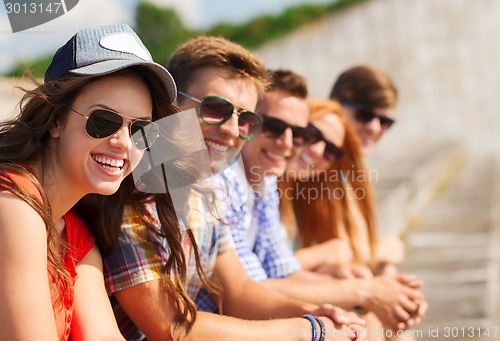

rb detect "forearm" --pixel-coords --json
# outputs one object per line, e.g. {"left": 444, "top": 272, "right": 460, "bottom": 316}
{"left": 263, "top": 275, "right": 370, "bottom": 310}
{"left": 294, "top": 239, "right": 353, "bottom": 273}
{"left": 215, "top": 250, "right": 316, "bottom": 320}
{"left": 184, "top": 312, "right": 315, "bottom": 341}
{"left": 223, "top": 278, "right": 317, "bottom": 319}
{"left": 294, "top": 245, "right": 325, "bottom": 271}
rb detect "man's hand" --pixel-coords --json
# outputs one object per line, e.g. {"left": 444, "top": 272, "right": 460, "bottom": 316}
{"left": 309, "top": 304, "right": 366, "bottom": 326}
{"left": 363, "top": 275, "right": 424, "bottom": 332}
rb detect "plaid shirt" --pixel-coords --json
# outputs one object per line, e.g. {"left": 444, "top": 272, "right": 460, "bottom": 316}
{"left": 104, "top": 194, "right": 234, "bottom": 340}
{"left": 224, "top": 165, "right": 301, "bottom": 281}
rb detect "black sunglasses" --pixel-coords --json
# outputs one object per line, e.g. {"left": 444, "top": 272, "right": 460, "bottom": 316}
{"left": 70, "top": 108, "right": 159, "bottom": 150}
{"left": 261, "top": 116, "right": 309, "bottom": 147}
{"left": 306, "top": 123, "right": 344, "bottom": 162}
{"left": 178, "top": 91, "right": 261, "bottom": 140}
{"left": 341, "top": 101, "right": 395, "bottom": 129}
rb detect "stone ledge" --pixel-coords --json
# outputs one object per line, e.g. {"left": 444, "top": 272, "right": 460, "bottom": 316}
{"left": 401, "top": 155, "right": 500, "bottom": 334}
{"left": 375, "top": 141, "right": 465, "bottom": 237}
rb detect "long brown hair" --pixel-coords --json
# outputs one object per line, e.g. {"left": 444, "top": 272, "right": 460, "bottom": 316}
{"left": 279, "top": 99, "right": 377, "bottom": 265}
{"left": 0, "top": 73, "right": 125, "bottom": 302}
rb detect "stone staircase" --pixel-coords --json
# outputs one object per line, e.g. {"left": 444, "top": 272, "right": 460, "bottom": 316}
{"left": 369, "top": 141, "right": 500, "bottom": 340}
{"left": 368, "top": 141, "right": 465, "bottom": 238}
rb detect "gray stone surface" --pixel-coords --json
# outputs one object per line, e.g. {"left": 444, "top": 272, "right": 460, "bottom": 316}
{"left": 368, "top": 142, "right": 465, "bottom": 237}
{"left": 400, "top": 155, "right": 500, "bottom": 340}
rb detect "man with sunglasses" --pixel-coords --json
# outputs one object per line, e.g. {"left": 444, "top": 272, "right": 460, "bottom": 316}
{"left": 330, "top": 65, "right": 397, "bottom": 155}
{"left": 328, "top": 66, "right": 429, "bottom": 332}
{"left": 224, "top": 69, "right": 311, "bottom": 281}
{"left": 330, "top": 66, "right": 407, "bottom": 271}
{"left": 104, "top": 36, "right": 365, "bottom": 340}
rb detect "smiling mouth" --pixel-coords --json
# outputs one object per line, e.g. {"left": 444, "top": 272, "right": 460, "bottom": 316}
{"left": 92, "top": 154, "right": 125, "bottom": 171}
{"left": 264, "top": 150, "right": 288, "bottom": 162}
{"left": 205, "top": 139, "right": 230, "bottom": 153}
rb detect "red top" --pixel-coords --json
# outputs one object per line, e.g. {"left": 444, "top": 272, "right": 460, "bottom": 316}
{"left": 52, "top": 210, "right": 94, "bottom": 340}
{"left": 0, "top": 171, "right": 94, "bottom": 340}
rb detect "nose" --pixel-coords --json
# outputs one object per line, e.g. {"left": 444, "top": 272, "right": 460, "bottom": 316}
{"left": 109, "top": 123, "right": 134, "bottom": 151}
{"left": 310, "top": 141, "right": 326, "bottom": 159}
{"left": 218, "top": 113, "right": 240, "bottom": 139}
{"left": 275, "top": 126, "right": 294, "bottom": 152}
{"left": 364, "top": 116, "right": 382, "bottom": 134}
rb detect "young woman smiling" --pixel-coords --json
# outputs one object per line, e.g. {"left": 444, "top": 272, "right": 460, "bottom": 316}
{"left": 0, "top": 24, "right": 177, "bottom": 340}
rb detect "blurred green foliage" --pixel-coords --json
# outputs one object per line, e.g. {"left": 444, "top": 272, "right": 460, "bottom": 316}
{"left": 207, "top": 0, "right": 368, "bottom": 49}
{"left": 5, "top": 0, "right": 367, "bottom": 77}
{"left": 135, "top": 2, "right": 199, "bottom": 66}
{"left": 7, "top": 55, "right": 55, "bottom": 79}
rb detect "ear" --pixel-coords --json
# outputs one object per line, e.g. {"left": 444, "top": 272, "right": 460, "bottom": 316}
{"left": 48, "top": 118, "right": 64, "bottom": 139}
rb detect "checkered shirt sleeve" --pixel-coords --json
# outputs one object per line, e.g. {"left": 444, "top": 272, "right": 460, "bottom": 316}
{"left": 104, "top": 202, "right": 168, "bottom": 295}
{"left": 190, "top": 218, "right": 235, "bottom": 312}
{"left": 103, "top": 201, "right": 169, "bottom": 340}
{"left": 253, "top": 176, "right": 301, "bottom": 278}
{"left": 223, "top": 167, "right": 268, "bottom": 281}
{"left": 188, "top": 221, "right": 235, "bottom": 313}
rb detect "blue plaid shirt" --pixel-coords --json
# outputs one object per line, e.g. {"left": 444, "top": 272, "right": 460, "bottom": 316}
{"left": 195, "top": 165, "right": 301, "bottom": 312}
{"left": 224, "top": 165, "right": 301, "bottom": 280}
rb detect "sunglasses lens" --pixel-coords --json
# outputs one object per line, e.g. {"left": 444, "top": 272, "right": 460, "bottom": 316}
{"left": 262, "top": 117, "right": 287, "bottom": 138}
{"left": 324, "top": 143, "right": 344, "bottom": 162}
{"left": 291, "top": 127, "right": 308, "bottom": 146}
{"left": 355, "top": 108, "right": 375, "bottom": 123}
{"left": 131, "top": 121, "right": 160, "bottom": 149}
{"left": 238, "top": 111, "right": 261, "bottom": 139}
{"left": 305, "top": 124, "right": 322, "bottom": 144}
{"left": 324, "top": 150, "right": 335, "bottom": 162}
{"left": 379, "top": 117, "right": 395, "bottom": 129}
{"left": 87, "top": 110, "right": 158, "bottom": 150}
{"left": 200, "top": 97, "right": 233, "bottom": 124}
{"left": 86, "top": 110, "right": 123, "bottom": 138}
{"left": 355, "top": 108, "right": 395, "bottom": 129}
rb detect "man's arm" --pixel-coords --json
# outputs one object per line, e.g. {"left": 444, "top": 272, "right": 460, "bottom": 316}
{"left": 114, "top": 278, "right": 363, "bottom": 341}
{"left": 263, "top": 271, "right": 423, "bottom": 332}
{"left": 213, "top": 249, "right": 317, "bottom": 319}
{"left": 294, "top": 239, "right": 355, "bottom": 278}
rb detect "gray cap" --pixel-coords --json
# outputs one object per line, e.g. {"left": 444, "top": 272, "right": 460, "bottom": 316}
{"left": 44, "top": 24, "right": 176, "bottom": 103}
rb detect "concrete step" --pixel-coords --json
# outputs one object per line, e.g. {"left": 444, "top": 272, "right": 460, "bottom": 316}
{"left": 399, "top": 154, "right": 500, "bottom": 340}
{"left": 366, "top": 141, "right": 465, "bottom": 237}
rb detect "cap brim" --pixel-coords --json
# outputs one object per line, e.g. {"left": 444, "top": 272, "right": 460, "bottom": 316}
{"left": 69, "top": 59, "right": 177, "bottom": 103}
